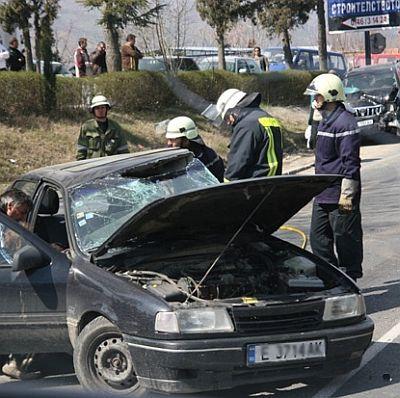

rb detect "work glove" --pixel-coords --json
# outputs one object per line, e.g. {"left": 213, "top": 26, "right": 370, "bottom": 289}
{"left": 338, "top": 178, "right": 359, "bottom": 214}
{"left": 304, "top": 125, "right": 312, "bottom": 149}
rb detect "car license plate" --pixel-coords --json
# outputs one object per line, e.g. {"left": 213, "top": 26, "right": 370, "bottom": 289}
{"left": 247, "top": 339, "right": 326, "bottom": 365}
{"left": 357, "top": 119, "right": 374, "bottom": 127}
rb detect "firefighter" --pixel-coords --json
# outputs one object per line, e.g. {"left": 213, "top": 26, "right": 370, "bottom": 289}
{"left": 304, "top": 73, "right": 363, "bottom": 281}
{"left": 165, "top": 116, "right": 224, "bottom": 182}
{"left": 76, "top": 95, "right": 129, "bottom": 160}
{"left": 213, "top": 88, "right": 283, "bottom": 181}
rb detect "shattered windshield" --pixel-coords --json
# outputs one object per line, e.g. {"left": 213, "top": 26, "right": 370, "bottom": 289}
{"left": 69, "top": 159, "right": 219, "bottom": 253}
{"left": 345, "top": 67, "right": 395, "bottom": 94}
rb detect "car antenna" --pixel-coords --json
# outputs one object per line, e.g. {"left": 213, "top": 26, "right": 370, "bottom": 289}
{"left": 184, "top": 187, "right": 275, "bottom": 304}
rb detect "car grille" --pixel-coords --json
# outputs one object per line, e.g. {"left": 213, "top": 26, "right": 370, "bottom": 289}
{"left": 231, "top": 300, "right": 324, "bottom": 335}
{"left": 355, "top": 105, "right": 384, "bottom": 118}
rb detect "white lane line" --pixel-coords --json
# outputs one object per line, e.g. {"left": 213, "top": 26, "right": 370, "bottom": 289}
{"left": 311, "top": 321, "right": 400, "bottom": 398}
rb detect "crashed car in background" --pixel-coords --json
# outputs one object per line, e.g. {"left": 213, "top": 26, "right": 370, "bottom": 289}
{"left": 344, "top": 63, "right": 400, "bottom": 136}
{"left": 0, "top": 149, "right": 373, "bottom": 394}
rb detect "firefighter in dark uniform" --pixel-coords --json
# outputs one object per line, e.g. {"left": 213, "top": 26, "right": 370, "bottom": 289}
{"left": 304, "top": 73, "right": 363, "bottom": 281}
{"left": 76, "top": 95, "right": 129, "bottom": 160}
{"left": 165, "top": 116, "right": 225, "bottom": 182}
{"left": 214, "top": 89, "right": 283, "bottom": 181}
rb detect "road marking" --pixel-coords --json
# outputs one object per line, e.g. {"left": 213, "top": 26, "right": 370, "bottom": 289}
{"left": 311, "top": 321, "right": 400, "bottom": 398}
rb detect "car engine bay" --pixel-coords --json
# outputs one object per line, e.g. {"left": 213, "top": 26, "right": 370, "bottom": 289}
{"left": 105, "top": 239, "right": 344, "bottom": 303}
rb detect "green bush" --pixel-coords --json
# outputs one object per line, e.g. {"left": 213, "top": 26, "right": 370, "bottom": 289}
{"left": 93, "top": 71, "right": 175, "bottom": 111}
{"left": 179, "top": 69, "right": 318, "bottom": 106}
{"left": 0, "top": 72, "right": 43, "bottom": 116}
{"left": 0, "top": 69, "right": 318, "bottom": 120}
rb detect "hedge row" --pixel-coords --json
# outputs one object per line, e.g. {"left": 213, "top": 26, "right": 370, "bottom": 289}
{"left": 0, "top": 69, "right": 317, "bottom": 118}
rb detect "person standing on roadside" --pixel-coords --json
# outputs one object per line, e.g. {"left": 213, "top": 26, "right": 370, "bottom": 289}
{"left": 121, "top": 34, "right": 143, "bottom": 71}
{"left": 74, "top": 37, "right": 91, "bottom": 77}
{"left": 0, "top": 42, "right": 9, "bottom": 71}
{"left": 253, "top": 46, "right": 269, "bottom": 72}
{"left": 90, "top": 41, "right": 107, "bottom": 75}
{"left": 206, "top": 88, "right": 283, "bottom": 181}
{"left": 7, "top": 37, "right": 25, "bottom": 71}
{"left": 304, "top": 73, "right": 363, "bottom": 282}
{"left": 76, "top": 95, "right": 129, "bottom": 160}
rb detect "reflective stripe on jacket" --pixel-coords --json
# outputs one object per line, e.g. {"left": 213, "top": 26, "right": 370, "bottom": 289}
{"left": 224, "top": 108, "right": 283, "bottom": 181}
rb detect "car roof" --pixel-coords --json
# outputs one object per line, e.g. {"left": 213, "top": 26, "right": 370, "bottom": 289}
{"left": 200, "top": 56, "right": 254, "bottom": 61}
{"left": 347, "top": 63, "right": 395, "bottom": 74}
{"left": 20, "top": 148, "right": 191, "bottom": 189}
{"left": 265, "top": 46, "right": 344, "bottom": 56}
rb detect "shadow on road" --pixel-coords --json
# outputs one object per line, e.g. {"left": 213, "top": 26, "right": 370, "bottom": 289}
{"left": 362, "top": 279, "right": 400, "bottom": 316}
{"left": 362, "top": 131, "right": 400, "bottom": 146}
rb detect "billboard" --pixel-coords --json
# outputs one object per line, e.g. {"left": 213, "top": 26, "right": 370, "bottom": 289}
{"left": 328, "top": 0, "right": 400, "bottom": 32}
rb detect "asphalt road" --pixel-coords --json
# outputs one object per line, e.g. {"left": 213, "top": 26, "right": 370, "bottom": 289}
{"left": 1, "top": 139, "right": 400, "bottom": 398}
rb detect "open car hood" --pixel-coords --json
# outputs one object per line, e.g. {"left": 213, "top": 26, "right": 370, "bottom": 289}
{"left": 93, "top": 175, "right": 340, "bottom": 259}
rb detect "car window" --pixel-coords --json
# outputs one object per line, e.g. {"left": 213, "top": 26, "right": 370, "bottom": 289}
{"left": 345, "top": 67, "right": 395, "bottom": 93}
{"left": 312, "top": 54, "right": 320, "bottom": 70}
{"left": 225, "top": 61, "right": 235, "bottom": 72}
{"left": 138, "top": 59, "right": 166, "bottom": 72}
{"left": 237, "top": 59, "right": 248, "bottom": 72}
{"left": 246, "top": 59, "right": 262, "bottom": 73}
{"left": 69, "top": 159, "right": 219, "bottom": 253}
{"left": 329, "top": 54, "right": 345, "bottom": 70}
{"left": 12, "top": 180, "right": 38, "bottom": 199}
{"left": 0, "top": 220, "right": 31, "bottom": 266}
{"left": 295, "top": 51, "right": 312, "bottom": 69}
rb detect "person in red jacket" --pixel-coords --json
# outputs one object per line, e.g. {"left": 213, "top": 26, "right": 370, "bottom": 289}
{"left": 74, "top": 37, "right": 91, "bottom": 77}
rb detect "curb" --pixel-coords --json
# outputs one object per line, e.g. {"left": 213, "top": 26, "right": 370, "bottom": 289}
{"left": 284, "top": 162, "right": 315, "bottom": 175}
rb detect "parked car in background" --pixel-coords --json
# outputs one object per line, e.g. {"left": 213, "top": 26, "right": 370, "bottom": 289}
{"left": 33, "top": 60, "right": 73, "bottom": 77}
{"left": 198, "top": 55, "right": 262, "bottom": 74}
{"left": 0, "top": 149, "right": 373, "bottom": 394}
{"left": 265, "top": 47, "right": 347, "bottom": 77}
{"left": 138, "top": 56, "right": 199, "bottom": 72}
{"left": 344, "top": 62, "right": 400, "bottom": 136}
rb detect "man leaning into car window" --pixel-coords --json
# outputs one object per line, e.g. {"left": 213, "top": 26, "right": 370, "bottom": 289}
{"left": 0, "top": 189, "right": 43, "bottom": 380}
{"left": 76, "top": 95, "right": 129, "bottom": 160}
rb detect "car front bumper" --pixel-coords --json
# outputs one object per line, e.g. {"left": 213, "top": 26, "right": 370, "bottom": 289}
{"left": 124, "top": 317, "right": 374, "bottom": 393}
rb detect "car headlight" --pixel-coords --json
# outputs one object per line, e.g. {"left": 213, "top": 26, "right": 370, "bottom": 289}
{"left": 323, "top": 294, "right": 365, "bottom": 321}
{"left": 155, "top": 308, "right": 234, "bottom": 334}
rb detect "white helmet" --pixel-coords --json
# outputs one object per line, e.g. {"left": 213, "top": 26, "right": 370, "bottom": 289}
{"left": 90, "top": 95, "right": 111, "bottom": 110}
{"left": 166, "top": 116, "right": 199, "bottom": 140}
{"left": 216, "top": 88, "right": 247, "bottom": 119}
{"left": 304, "top": 73, "right": 346, "bottom": 102}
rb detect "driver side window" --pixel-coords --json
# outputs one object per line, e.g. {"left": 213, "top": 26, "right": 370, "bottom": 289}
{"left": 0, "top": 221, "right": 30, "bottom": 266}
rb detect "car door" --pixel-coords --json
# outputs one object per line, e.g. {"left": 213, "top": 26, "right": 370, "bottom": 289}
{"left": 0, "top": 212, "right": 70, "bottom": 354}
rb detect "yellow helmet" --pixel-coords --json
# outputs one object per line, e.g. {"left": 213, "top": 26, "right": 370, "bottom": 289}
{"left": 304, "top": 73, "right": 346, "bottom": 102}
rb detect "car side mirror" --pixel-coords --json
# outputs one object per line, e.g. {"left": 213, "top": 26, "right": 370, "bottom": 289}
{"left": 238, "top": 68, "right": 247, "bottom": 74}
{"left": 12, "top": 245, "right": 50, "bottom": 272}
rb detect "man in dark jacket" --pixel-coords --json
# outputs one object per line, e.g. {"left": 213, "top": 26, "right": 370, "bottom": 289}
{"left": 164, "top": 116, "right": 225, "bottom": 182}
{"left": 90, "top": 41, "right": 107, "bottom": 75}
{"left": 304, "top": 73, "right": 363, "bottom": 281}
{"left": 7, "top": 37, "right": 25, "bottom": 71}
{"left": 214, "top": 88, "right": 282, "bottom": 181}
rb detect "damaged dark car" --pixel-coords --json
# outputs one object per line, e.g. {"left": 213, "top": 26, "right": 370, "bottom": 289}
{"left": 344, "top": 62, "right": 400, "bottom": 137}
{"left": 0, "top": 149, "right": 373, "bottom": 394}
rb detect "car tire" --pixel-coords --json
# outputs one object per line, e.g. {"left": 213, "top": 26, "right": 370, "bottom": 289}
{"left": 73, "top": 316, "right": 146, "bottom": 395}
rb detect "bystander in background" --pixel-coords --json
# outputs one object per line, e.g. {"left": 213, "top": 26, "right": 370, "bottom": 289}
{"left": 74, "top": 37, "right": 91, "bottom": 77}
{"left": 121, "top": 34, "right": 143, "bottom": 71}
{"left": 253, "top": 46, "right": 269, "bottom": 72}
{"left": 7, "top": 37, "right": 25, "bottom": 71}
{"left": 90, "top": 41, "right": 107, "bottom": 75}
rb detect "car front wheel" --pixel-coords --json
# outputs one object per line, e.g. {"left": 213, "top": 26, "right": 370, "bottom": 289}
{"left": 73, "top": 316, "right": 145, "bottom": 395}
